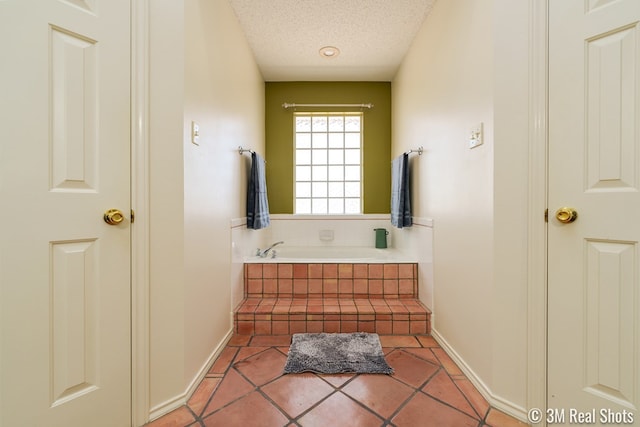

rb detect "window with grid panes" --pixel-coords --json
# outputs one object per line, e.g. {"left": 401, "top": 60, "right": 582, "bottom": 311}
{"left": 294, "top": 113, "right": 362, "bottom": 214}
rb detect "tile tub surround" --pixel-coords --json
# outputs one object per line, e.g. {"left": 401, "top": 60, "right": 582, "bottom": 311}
{"left": 235, "top": 262, "right": 430, "bottom": 335}
{"left": 231, "top": 215, "right": 435, "bottom": 318}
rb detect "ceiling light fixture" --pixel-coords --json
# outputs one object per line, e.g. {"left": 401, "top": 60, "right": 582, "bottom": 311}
{"left": 319, "top": 46, "right": 340, "bottom": 58}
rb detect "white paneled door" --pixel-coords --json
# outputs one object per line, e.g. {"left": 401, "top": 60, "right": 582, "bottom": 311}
{"left": 549, "top": 0, "right": 640, "bottom": 422}
{"left": 0, "top": 1, "right": 132, "bottom": 426}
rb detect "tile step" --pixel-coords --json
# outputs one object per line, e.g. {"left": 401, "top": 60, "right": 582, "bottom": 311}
{"left": 234, "top": 297, "right": 431, "bottom": 336}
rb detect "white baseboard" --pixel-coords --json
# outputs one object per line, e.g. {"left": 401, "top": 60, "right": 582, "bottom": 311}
{"left": 147, "top": 328, "right": 234, "bottom": 422}
{"left": 147, "top": 393, "right": 185, "bottom": 423}
{"left": 431, "top": 328, "right": 528, "bottom": 423}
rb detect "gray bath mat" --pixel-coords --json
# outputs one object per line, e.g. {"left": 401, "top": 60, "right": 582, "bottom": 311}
{"left": 283, "top": 332, "right": 394, "bottom": 374}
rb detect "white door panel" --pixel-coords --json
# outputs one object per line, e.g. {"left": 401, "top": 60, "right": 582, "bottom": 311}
{"left": 549, "top": 0, "right": 640, "bottom": 420}
{"left": 0, "top": 1, "right": 132, "bottom": 426}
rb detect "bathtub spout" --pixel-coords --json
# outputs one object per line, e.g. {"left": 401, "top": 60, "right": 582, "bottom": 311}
{"left": 259, "top": 241, "right": 284, "bottom": 258}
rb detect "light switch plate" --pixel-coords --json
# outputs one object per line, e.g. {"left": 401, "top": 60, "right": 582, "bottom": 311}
{"left": 191, "top": 121, "right": 200, "bottom": 145}
{"left": 469, "top": 123, "right": 483, "bottom": 149}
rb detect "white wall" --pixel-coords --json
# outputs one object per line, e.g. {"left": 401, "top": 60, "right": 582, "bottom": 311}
{"left": 182, "top": 0, "right": 264, "bottom": 395}
{"left": 392, "top": 0, "right": 529, "bottom": 418}
{"left": 148, "top": 0, "right": 265, "bottom": 417}
{"left": 149, "top": 0, "right": 186, "bottom": 413}
{"left": 491, "top": 0, "right": 529, "bottom": 412}
{"left": 393, "top": 0, "right": 495, "bottom": 395}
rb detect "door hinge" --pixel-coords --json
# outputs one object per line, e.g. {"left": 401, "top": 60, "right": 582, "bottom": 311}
{"left": 131, "top": 209, "right": 135, "bottom": 224}
{"left": 544, "top": 209, "right": 548, "bottom": 223}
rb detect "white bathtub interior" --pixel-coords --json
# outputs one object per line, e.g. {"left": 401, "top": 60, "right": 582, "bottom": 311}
{"left": 245, "top": 245, "right": 415, "bottom": 263}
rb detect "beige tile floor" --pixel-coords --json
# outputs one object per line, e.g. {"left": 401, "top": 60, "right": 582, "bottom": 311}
{"left": 146, "top": 335, "right": 528, "bottom": 427}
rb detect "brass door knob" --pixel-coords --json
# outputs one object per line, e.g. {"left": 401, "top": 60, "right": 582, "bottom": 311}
{"left": 555, "top": 207, "right": 578, "bottom": 224}
{"left": 104, "top": 209, "right": 125, "bottom": 225}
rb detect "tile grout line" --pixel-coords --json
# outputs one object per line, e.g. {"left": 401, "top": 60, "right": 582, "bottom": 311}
{"left": 200, "top": 349, "right": 282, "bottom": 423}
{"left": 383, "top": 350, "right": 444, "bottom": 423}
{"left": 192, "top": 346, "right": 240, "bottom": 419}
{"left": 400, "top": 347, "right": 484, "bottom": 422}
{"left": 197, "top": 366, "right": 245, "bottom": 420}
{"left": 332, "top": 387, "right": 388, "bottom": 424}
{"left": 288, "top": 388, "right": 341, "bottom": 424}
{"left": 450, "top": 369, "right": 491, "bottom": 421}
{"left": 197, "top": 343, "right": 283, "bottom": 421}
{"left": 252, "top": 376, "right": 297, "bottom": 424}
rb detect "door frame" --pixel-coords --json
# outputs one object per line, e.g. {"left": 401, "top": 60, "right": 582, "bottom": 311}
{"left": 528, "top": 0, "right": 549, "bottom": 424}
{"left": 131, "top": 0, "right": 151, "bottom": 425}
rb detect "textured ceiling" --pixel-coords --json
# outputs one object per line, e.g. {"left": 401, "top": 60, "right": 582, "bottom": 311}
{"left": 228, "top": 0, "right": 437, "bottom": 82}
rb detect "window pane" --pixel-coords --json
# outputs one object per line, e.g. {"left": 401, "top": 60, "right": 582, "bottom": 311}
{"left": 328, "top": 166, "right": 344, "bottom": 181}
{"left": 296, "top": 166, "right": 311, "bottom": 181}
{"left": 345, "top": 165, "right": 360, "bottom": 181}
{"left": 345, "top": 182, "right": 360, "bottom": 197}
{"left": 312, "top": 182, "right": 327, "bottom": 197}
{"left": 294, "top": 113, "right": 362, "bottom": 216}
{"left": 296, "top": 133, "right": 311, "bottom": 148}
{"left": 296, "top": 149, "right": 311, "bottom": 165}
{"left": 328, "top": 198, "right": 344, "bottom": 214}
{"left": 296, "top": 198, "right": 311, "bottom": 214}
{"left": 345, "top": 116, "right": 361, "bottom": 131}
{"left": 312, "top": 149, "right": 327, "bottom": 165}
{"left": 328, "top": 133, "right": 343, "bottom": 148}
{"left": 296, "top": 182, "right": 311, "bottom": 197}
{"left": 312, "top": 116, "right": 327, "bottom": 131}
{"left": 312, "top": 199, "right": 328, "bottom": 214}
{"left": 345, "top": 198, "right": 360, "bottom": 214}
{"left": 328, "top": 149, "right": 343, "bottom": 165}
{"left": 328, "top": 116, "right": 344, "bottom": 131}
{"left": 312, "top": 166, "right": 327, "bottom": 181}
{"left": 312, "top": 132, "right": 327, "bottom": 148}
{"left": 328, "top": 182, "right": 344, "bottom": 197}
{"left": 345, "top": 149, "right": 360, "bottom": 164}
{"left": 296, "top": 116, "right": 311, "bottom": 132}
{"left": 345, "top": 133, "right": 360, "bottom": 148}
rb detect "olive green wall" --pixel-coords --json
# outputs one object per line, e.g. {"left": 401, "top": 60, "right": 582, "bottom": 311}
{"left": 265, "top": 82, "right": 391, "bottom": 214}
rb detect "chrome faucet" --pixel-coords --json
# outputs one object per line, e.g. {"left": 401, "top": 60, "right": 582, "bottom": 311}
{"left": 258, "top": 241, "right": 284, "bottom": 258}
